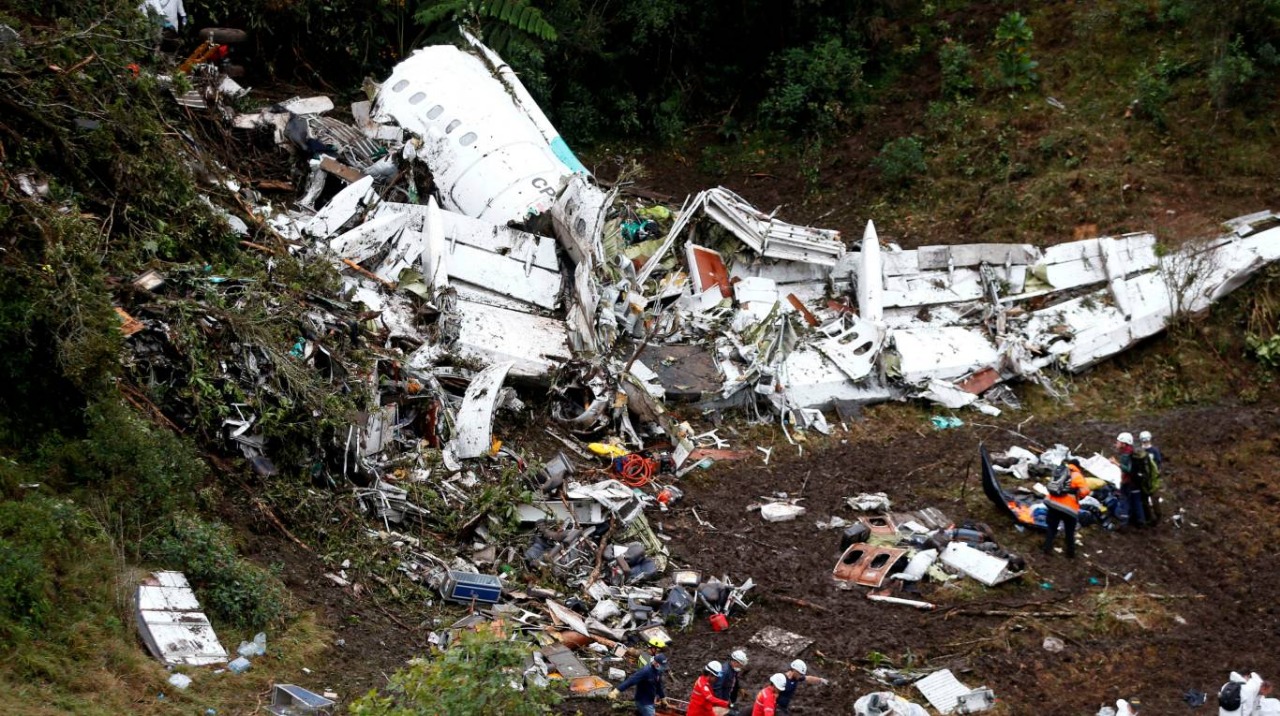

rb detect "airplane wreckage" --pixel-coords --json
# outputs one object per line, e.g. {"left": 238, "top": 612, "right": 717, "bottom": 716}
{"left": 190, "top": 31, "right": 1280, "bottom": 466}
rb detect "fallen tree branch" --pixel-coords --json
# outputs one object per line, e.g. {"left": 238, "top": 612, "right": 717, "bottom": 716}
{"left": 342, "top": 258, "right": 397, "bottom": 289}
{"left": 775, "top": 595, "right": 830, "bottom": 613}
{"left": 253, "top": 498, "right": 312, "bottom": 552}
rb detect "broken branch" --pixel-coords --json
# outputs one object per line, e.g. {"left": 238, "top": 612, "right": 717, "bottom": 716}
{"left": 342, "top": 258, "right": 397, "bottom": 289}
{"left": 252, "top": 499, "right": 313, "bottom": 552}
{"left": 774, "top": 595, "right": 830, "bottom": 613}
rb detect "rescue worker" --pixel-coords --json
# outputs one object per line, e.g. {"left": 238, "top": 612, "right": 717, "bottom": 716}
{"left": 1042, "top": 460, "right": 1090, "bottom": 558}
{"left": 1139, "top": 430, "right": 1164, "bottom": 469}
{"left": 639, "top": 635, "right": 667, "bottom": 666}
{"left": 610, "top": 653, "right": 668, "bottom": 716}
{"left": 753, "top": 673, "right": 787, "bottom": 716}
{"left": 1131, "top": 441, "right": 1160, "bottom": 526}
{"left": 687, "top": 661, "right": 731, "bottom": 716}
{"left": 1218, "top": 671, "right": 1265, "bottom": 716}
{"left": 1138, "top": 430, "right": 1164, "bottom": 525}
{"left": 714, "top": 649, "right": 748, "bottom": 706}
{"left": 776, "top": 659, "right": 829, "bottom": 714}
{"left": 1115, "top": 431, "right": 1146, "bottom": 527}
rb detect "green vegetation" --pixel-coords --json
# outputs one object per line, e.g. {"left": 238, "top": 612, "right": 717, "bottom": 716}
{"left": 874, "top": 136, "right": 928, "bottom": 187}
{"left": 2, "top": 0, "right": 1280, "bottom": 713}
{"left": 992, "top": 11, "right": 1038, "bottom": 91}
{"left": 349, "top": 630, "right": 561, "bottom": 715}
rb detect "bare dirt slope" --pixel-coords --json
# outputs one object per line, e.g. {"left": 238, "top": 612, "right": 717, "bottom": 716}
{"left": 568, "top": 400, "right": 1280, "bottom": 715}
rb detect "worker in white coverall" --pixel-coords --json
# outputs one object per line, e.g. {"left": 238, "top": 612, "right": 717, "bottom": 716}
{"left": 1219, "top": 672, "right": 1280, "bottom": 716}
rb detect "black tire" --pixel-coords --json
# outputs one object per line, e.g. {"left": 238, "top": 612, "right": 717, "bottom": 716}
{"left": 199, "top": 27, "right": 247, "bottom": 44}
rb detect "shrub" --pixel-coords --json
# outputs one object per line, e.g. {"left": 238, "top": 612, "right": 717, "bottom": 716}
{"left": 874, "top": 137, "right": 928, "bottom": 187}
{"left": 146, "top": 513, "right": 287, "bottom": 629}
{"left": 349, "top": 629, "right": 560, "bottom": 716}
{"left": 760, "top": 37, "right": 866, "bottom": 134}
{"left": 45, "top": 399, "right": 206, "bottom": 534}
{"left": 1209, "top": 36, "right": 1257, "bottom": 109}
{"left": 1246, "top": 333, "right": 1280, "bottom": 369}
{"left": 939, "top": 40, "right": 975, "bottom": 98}
{"left": 1134, "top": 63, "right": 1173, "bottom": 129}
{"left": 993, "top": 11, "right": 1039, "bottom": 91}
{"left": 0, "top": 497, "right": 86, "bottom": 643}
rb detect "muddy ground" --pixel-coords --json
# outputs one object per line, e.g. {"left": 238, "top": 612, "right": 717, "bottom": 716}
{"left": 254, "top": 396, "right": 1280, "bottom": 715}
{"left": 565, "top": 401, "right": 1280, "bottom": 715}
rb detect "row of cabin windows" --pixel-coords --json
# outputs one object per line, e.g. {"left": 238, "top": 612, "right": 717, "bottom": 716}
{"left": 389, "top": 79, "right": 477, "bottom": 146}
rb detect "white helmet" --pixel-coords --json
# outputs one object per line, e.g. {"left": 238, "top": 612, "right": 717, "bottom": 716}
{"left": 790, "top": 659, "right": 807, "bottom": 675}
{"left": 1139, "top": 430, "right": 1152, "bottom": 443}
{"left": 1116, "top": 432, "right": 1134, "bottom": 446}
{"left": 770, "top": 673, "right": 788, "bottom": 690}
{"left": 731, "top": 649, "right": 748, "bottom": 666}
{"left": 706, "top": 661, "right": 723, "bottom": 677}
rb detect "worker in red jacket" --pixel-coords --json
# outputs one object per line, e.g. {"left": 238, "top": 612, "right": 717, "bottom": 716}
{"left": 687, "top": 661, "right": 731, "bottom": 716}
{"left": 753, "top": 674, "right": 787, "bottom": 716}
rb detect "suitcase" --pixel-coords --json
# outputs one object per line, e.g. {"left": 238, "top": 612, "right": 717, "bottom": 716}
{"left": 441, "top": 570, "right": 502, "bottom": 605}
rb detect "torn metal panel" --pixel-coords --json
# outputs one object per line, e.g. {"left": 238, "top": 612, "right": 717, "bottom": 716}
{"left": 939, "top": 542, "right": 1020, "bottom": 586}
{"left": 449, "top": 361, "right": 514, "bottom": 459}
{"left": 268, "top": 684, "right": 337, "bottom": 716}
{"left": 832, "top": 545, "right": 907, "bottom": 587}
{"left": 638, "top": 343, "right": 724, "bottom": 401}
{"left": 280, "top": 96, "right": 334, "bottom": 115}
{"left": 306, "top": 175, "right": 376, "bottom": 238}
{"left": 373, "top": 45, "right": 574, "bottom": 224}
{"left": 858, "top": 514, "right": 897, "bottom": 537}
{"left": 915, "top": 379, "right": 979, "bottom": 410}
{"left": 686, "top": 243, "right": 732, "bottom": 298}
{"left": 373, "top": 201, "right": 562, "bottom": 307}
{"left": 814, "top": 317, "right": 882, "bottom": 382}
{"left": 734, "top": 276, "right": 780, "bottom": 308}
{"left": 374, "top": 201, "right": 560, "bottom": 272}
{"left": 891, "top": 327, "right": 999, "bottom": 384}
{"left": 957, "top": 367, "right": 1001, "bottom": 395}
{"left": 329, "top": 212, "right": 411, "bottom": 265}
{"left": 567, "top": 480, "right": 645, "bottom": 525}
{"left": 115, "top": 307, "right": 144, "bottom": 336}
{"left": 916, "top": 243, "right": 1039, "bottom": 270}
{"left": 1034, "top": 233, "right": 1158, "bottom": 290}
{"left": 546, "top": 599, "right": 590, "bottom": 636}
{"left": 780, "top": 346, "right": 898, "bottom": 409}
{"left": 516, "top": 500, "right": 606, "bottom": 525}
{"left": 915, "top": 668, "right": 974, "bottom": 715}
{"left": 541, "top": 643, "right": 590, "bottom": 679}
{"left": 136, "top": 571, "right": 228, "bottom": 666}
{"left": 413, "top": 299, "right": 571, "bottom": 379}
{"left": 748, "top": 626, "right": 814, "bottom": 657}
{"left": 1079, "top": 454, "right": 1121, "bottom": 487}
{"left": 319, "top": 155, "right": 362, "bottom": 183}
{"left": 360, "top": 404, "right": 399, "bottom": 456}
{"left": 702, "top": 187, "right": 845, "bottom": 265}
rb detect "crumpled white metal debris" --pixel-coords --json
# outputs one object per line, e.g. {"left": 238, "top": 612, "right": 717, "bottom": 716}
{"left": 135, "top": 571, "right": 229, "bottom": 666}
{"left": 262, "top": 29, "right": 1280, "bottom": 457}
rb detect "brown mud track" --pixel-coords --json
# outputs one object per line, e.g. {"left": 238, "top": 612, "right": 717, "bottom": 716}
{"left": 569, "top": 402, "right": 1280, "bottom": 715}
